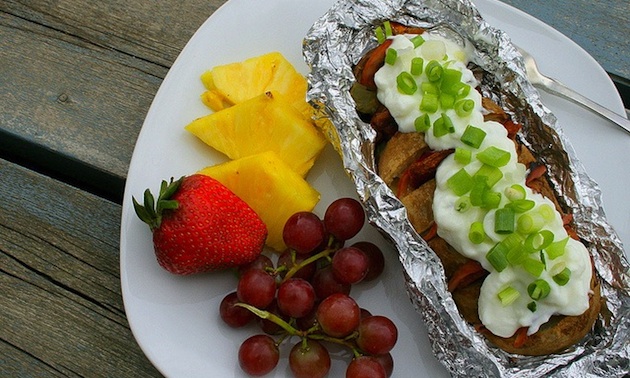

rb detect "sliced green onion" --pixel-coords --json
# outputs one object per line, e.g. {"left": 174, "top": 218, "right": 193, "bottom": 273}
{"left": 482, "top": 190, "right": 502, "bottom": 209}
{"left": 414, "top": 114, "right": 431, "bottom": 132}
{"left": 495, "top": 207, "right": 515, "bottom": 234}
{"left": 433, "top": 113, "right": 455, "bottom": 137}
{"left": 440, "top": 92, "right": 455, "bottom": 109}
{"left": 454, "top": 83, "right": 471, "bottom": 99}
{"left": 505, "top": 184, "right": 526, "bottom": 201}
{"left": 506, "top": 199, "right": 536, "bottom": 213}
{"left": 396, "top": 71, "right": 417, "bottom": 95}
{"left": 454, "top": 147, "right": 472, "bottom": 165}
{"left": 524, "top": 230, "right": 554, "bottom": 252}
{"left": 421, "top": 81, "right": 439, "bottom": 94}
{"left": 385, "top": 48, "right": 398, "bottom": 65}
{"left": 527, "top": 301, "right": 537, "bottom": 312}
{"left": 538, "top": 204, "right": 556, "bottom": 222}
{"left": 527, "top": 279, "right": 551, "bottom": 300}
{"left": 410, "top": 34, "right": 425, "bottom": 48}
{"left": 419, "top": 92, "right": 439, "bottom": 113}
{"left": 486, "top": 243, "right": 509, "bottom": 272}
{"left": 447, "top": 168, "right": 473, "bottom": 196}
{"left": 375, "top": 26, "right": 386, "bottom": 44}
{"left": 497, "top": 286, "right": 520, "bottom": 306}
{"left": 454, "top": 99, "right": 475, "bottom": 118}
{"left": 440, "top": 68, "right": 463, "bottom": 94}
{"left": 425, "top": 60, "right": 443, "bottom": 82}
{"left": 383, "top": 21, "right": 393, "bottom": 37}
{"left": 517, "top": 212, "right": 546, "bottom": 234}
{"left": 460, "top": 125, "right": 486, "bottom": 149}
{"left": 470, "top": 176, "right": 488, "bottom": 207}
{"left": 474, "top": 164, "right": 503, "bottom": 188}
{"left": 411, "top": 57, "right": 424, "bottom": 75}
{"left": 476, "top": 146, "right": 511, "bottom": 167}
{"left": 506, "top": 242, "right": 527, "bottom": 265}
{"left": 539, "top": 250, "right": 547, "bottom": 269}
{"left": 469, "top": 221, "right": 486, "bottom": 244}
{"left": 552, "top": 267, "right": 571, "bottom": 286}
{"left": 522, "top": 257, "right": 545, "bottom": 277}
{"left": 546, "top": 237, "right": 569, "bottom": 260}
{"left": 455, "top": 196, "right": 472, "bottom": 213}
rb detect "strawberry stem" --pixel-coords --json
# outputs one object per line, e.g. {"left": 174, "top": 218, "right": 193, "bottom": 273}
{"left": 132, "top": 177, "right": 183, "bottom": 231}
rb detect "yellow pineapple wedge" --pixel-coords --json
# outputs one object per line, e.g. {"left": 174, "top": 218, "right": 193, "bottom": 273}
{"left": 200, "top": 51, "right": 312, "bottom": 119}
{"left": 186, "top": 91, "right": 326, "bottom": 177}
{"left": 199, "top": 151, "right": 320, "bottom": 251}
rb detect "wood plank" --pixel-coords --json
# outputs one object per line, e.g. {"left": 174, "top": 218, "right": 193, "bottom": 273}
{"left": 0, "top": 158, "right": 162, "bottom": 377}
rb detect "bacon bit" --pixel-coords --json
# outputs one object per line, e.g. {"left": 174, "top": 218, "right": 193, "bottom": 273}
{"left": 525, "top": 163, "right": 547, "bottom": 187}
{"left": 421, "top": 221, "right": 438, "bottom": 241}
{"left": 370, "top": 105, "right": 398, "bottom": 139}
{"left": 448, "top": 260, "right": 488, "bottom": 292}
{"left": 502, "top": 119, "right": 522, "bottom": 140}
{"left": 359, "top": 39, "right": 393, "bottom": 89}
{"left": 513, "top": 327, "right": 529, "bottom": 348}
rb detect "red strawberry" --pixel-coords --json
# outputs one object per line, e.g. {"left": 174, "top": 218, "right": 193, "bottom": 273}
{"left": 133, "top": 174, "right": 267, "bottom": 275}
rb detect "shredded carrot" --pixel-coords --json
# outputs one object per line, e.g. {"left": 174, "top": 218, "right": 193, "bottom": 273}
{"left": 447, "top": 260, "right": 487, "bottom": 292}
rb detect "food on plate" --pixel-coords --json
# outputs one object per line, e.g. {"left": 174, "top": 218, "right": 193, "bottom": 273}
{"left": 352, "top": 22, "right": 601, "bottom": 355}
{"left": 199, "top": 151, "right": 320, "bottom": 251}
{"left": 219, "top": 199, "right": 397, "bottom": 377}
{"left": 186, "top": 91, "right": 327, "bottom": 177}
{"left": 200, "top": 51, "right": 313, "bottom": 119}
{"left": 132, "top": 174, "right": 267, "bottom": 275}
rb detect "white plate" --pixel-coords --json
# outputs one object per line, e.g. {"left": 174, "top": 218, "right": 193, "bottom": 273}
{"left": 120, "top": 0, "right": 629, "bottom": 376}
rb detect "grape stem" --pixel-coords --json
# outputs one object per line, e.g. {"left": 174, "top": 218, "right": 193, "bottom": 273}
{"left": 282, "top": 236, "right": 338, "bottom": 282}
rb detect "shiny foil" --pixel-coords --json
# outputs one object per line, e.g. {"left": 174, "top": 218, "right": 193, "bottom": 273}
{"left": 303, "top": 0, "right": 630, "bottom": 376}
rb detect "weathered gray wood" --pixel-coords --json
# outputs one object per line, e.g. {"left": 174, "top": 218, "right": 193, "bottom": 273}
{"left": 0, "top": 158, "right": 162, "bottom": 377}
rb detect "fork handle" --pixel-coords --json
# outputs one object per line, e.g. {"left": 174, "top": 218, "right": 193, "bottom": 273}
{"left": 536, "top": 78, "right": 630, "bottom": 135}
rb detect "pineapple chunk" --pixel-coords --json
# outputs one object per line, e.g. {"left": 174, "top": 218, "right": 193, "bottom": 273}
{"left": 200, "top": 51, "right": 312, "bottom": 118}
{"left": 199, "top": 151, "right": 320, "bottom": 251}
{"left": 186, "top": 91, "right": 326, "bottom": 177}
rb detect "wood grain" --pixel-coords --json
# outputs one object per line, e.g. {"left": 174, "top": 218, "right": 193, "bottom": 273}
{"left": 0, "top": 158, "right": 162, "bottom": 377}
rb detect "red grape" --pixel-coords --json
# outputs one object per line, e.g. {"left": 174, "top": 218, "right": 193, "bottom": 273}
{"left": 351, "top": 241, "right": 385, "bottom": 281}
{"left": 332, "top": 246, "right": 369, "bottom": 284}
{"left": 237, "top": 269, "right": 276, "bottom": 309}
{"left": 346, "top": 356, "right": 387, "bottom": 378}
{"left": 238, "top": 254, "right": 273, "bottom": 276}
{"left": 324, "top": 198, "right": 365, "bottom": 241}
{"left": 219, "top": 292, "right": 253, "bottom": 328}
{"left": 356, "top": 316, "right": 398, "bottom": 355}
{"left": 277, "top": 278, "right": 316, "bottom": 318}
{"left": 238, "top": 334, "right": 279, "bottom": 376}
{"left": 374, "top": 353, "right": 394, "bottom": 377}
{"left": 316, "top": 293, "right": 360, "bottom": 338}
{"left": 283, "top": 211, "right": 326, "bottom": 254}
{"left": 311, "top": 265, "right": 351, "bottom": 300}
{"left": 289, "top": 339, "right": 331, "bottom": 378}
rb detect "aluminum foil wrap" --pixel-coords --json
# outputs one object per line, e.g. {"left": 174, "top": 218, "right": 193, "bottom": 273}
{"left": 303, "top": 0, "right": 630, "bottom": 376}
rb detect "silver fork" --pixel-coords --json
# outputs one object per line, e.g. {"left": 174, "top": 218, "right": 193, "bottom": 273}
{"left": 517, "top": 47, "right": 630, "bottom": 135}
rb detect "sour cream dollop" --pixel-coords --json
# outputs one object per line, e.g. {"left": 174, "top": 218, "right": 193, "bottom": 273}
{"left": 374, "top": 33, "right": 592, "bottom": 338}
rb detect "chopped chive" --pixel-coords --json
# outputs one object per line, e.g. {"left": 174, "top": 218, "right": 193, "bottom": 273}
{"left": 469, "top": 221, "right": 486, "bottom": 244}
{"left": 527, "top": 301, "right": 537, "bottom": 312}
{"left": 383, "top": 21, "right": 393, "bottom": 37}
{"left": 538, "top": 204, "right": 556, "bottom": 222}
{"left": 522, "top": 257, "right": 545, "bottom": 277}
{"left": 546, "top": 237, "right": 569, "bottom": 260}
{"left": 486, "top": 243, "right": 509, "bottom": 272}
{"left": 505, "top": 184, "right": 526, "bottom": 201}
{"left": 476, "top": 146, "right": 511, "bottom": 167}
{"left": 410, "top": 34, "right": 425, "bottom": 48}
{"left": 411, "top": 57, "right": 424, "bottom": 75}
{"left": 447, "top": 168, "right": 473, "bottom": 196}
{"left": 419, "top": 92, "right": 439, "bottom": 113}
{"left": 440, "top": 92, "right": 455, "bottom": 109}
{"left": 433, "top": 113, "right": 455, "bottom": 137}
{"left": 454, "top": 99, "right": 475, "bottom": 118}
{"left": 506, "top": 242, "right": 527, "bottom": 265}
{"left": 524, "top": 230, "right": 554, "bottom": 252}
{"left": 454, "top": 147, "right": 472, "bottom": 165}
{"left": 460, "top": 125, "right": 486, "bottom": 148}
{"left": 414, "top": 114, "right": 431, "bottom": 132}
{"left": 455, "top": 196, "right": 472, "bottom": 213}
{"left": 517, "top": 212, "right": 546, "bottom": 234}
{"left": 425, "top": 60, "right": 443, "bottom": 82}
{"left": 495, "top": 207, "right": 515, "bottom": 234}
{"left": 396, "top": 71, "right": 417, "bottom": 95}
{"left": 482, "top": 190, "right": 501, "bottom": 209}
{"left": 473, "top": 164, "right": 503, "bottom": 188}
{"left": 421, "top": 81, "right": 439, "bottom": 94}
{"left": 506, "top": 199, "right": 535, "bottom": 213}
{"left": 470, "top": 176, "right": 488, "bottom": 207}
{"left": 385, "top": 48, "right": 397, "bottom": 65}
{"left": 527, "top": 279, "right": 551, "bottom": 300}
{"left": 440, "top": 68, "right": 463, "bottom": 94}
{"left": 375, "top": 26, "right": 386, "bottom": 44}
{"left": 552, "top": 267, "right": 571, "bottom": 286}
{"left": 497, "top": 286, "right": 520, "bottom": 306}
{"left": 454, "top": 82, "right": 471, "bottom": 99}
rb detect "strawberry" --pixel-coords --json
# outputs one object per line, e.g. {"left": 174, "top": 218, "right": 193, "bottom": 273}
{"left": 133, "top": 174, "right": 267, "bottom": 275}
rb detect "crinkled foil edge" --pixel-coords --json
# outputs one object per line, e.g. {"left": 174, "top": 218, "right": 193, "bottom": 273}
{"left": 302, "top": 0, "right": 630, "bottom": 376}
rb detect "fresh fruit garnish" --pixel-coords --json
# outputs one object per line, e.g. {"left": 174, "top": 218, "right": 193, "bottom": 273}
{"left": 199, "top": 151, "right": 320, "bottom": 251}
{"left": 186, "top": 91, "right": 326, "bottom": 177}
{"left": 132, "top": 174, "right": 267, "bottom": 275}
{"left": 218, "top": 198, "right": 397, "bottom": 377}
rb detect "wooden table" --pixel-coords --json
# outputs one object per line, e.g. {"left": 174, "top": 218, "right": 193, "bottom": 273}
{"left": 1, "top": 0, "right": 628, "bottom": 377}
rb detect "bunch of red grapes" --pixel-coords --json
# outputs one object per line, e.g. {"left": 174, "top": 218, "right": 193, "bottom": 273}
{"left": 219, "top": 198, "right": 398, "bottom": 377}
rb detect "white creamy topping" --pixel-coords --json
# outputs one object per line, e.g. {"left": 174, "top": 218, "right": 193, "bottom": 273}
{"left": 375, "top": 33, "right": 592, "bottom": 338}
